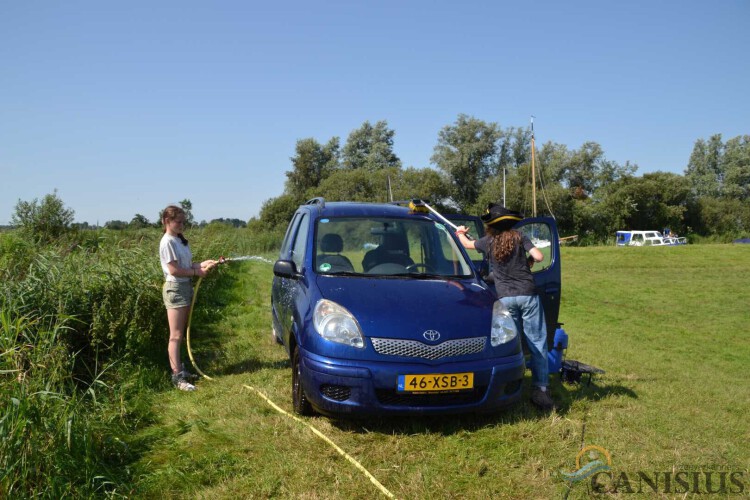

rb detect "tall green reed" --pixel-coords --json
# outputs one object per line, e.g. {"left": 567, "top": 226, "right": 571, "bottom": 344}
{"left": 0, "top": 231, "right": 165, "bottom": 496}
{"left": 0, "top": 225, "right": 276, "bottom": 496}
{"left": 0, "top": 307, "right": 134, "bottom": 497}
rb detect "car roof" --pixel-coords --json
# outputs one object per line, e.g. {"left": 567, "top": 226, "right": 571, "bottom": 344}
{"left": 300, "top": 200, "right": 433, "bottom": 220}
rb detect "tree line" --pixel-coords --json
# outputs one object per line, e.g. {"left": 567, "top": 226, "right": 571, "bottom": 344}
{"left": 9, "top": 196, "right": 246, "bottom": 243}
{"left": 9, "top": 116, "right": 749, "bottom": 244}
{"left": 250, "top": 115, "right": 749, "bottom": 243}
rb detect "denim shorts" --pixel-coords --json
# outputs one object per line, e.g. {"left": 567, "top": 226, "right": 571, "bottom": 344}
{"left": 162, "top": 280, "right": 194, "bottom": 309}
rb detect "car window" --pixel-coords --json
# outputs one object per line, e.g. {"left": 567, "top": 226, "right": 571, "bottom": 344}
{"left": 445, "top": 215, "right": 484, "bottom": 263}
{"left": 279, "top": 213, "right": 301, "bottom": 258}
{"left": 291, "top": 213, "right": 309, "bottom": 269}
{"left": 433, "top": 222, "right": 474, "bottom": 275}
{"left": 314, "top": 216, "right": 472, "bottom": 277}
{"left": 517, "top": 222, "right": 553, "bottom": 272}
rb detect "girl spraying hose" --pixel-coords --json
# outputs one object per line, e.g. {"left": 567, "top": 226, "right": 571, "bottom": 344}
{"left": 159, "top": 205, "right": 218, "bottom": 391}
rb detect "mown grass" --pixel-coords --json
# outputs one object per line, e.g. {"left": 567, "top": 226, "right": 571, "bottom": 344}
{"left": 130, "top": 244, "right": 750, "bottom": 499}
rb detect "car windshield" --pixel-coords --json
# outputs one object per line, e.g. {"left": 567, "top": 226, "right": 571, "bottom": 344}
{"left": 444, "top": 215, "right": 484, "bottom": 264}
{"left": 314, "top": 216, "right": 473, "bottom": 278}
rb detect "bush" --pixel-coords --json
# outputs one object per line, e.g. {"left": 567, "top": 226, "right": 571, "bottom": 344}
{"left": 11, "top": 190, "right": 75, "bottom": 243}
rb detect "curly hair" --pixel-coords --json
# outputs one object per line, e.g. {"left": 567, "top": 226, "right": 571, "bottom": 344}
{"left": 488, "top": 226, "right": 522, "bottom": 263}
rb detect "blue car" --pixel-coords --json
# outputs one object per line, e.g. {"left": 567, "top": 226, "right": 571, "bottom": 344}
{"left": 271, "top": 199, "right": 561, "bottom": 416}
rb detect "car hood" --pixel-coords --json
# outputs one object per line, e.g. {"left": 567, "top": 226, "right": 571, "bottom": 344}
{"left": 315, "top": 276, "right": 496, "bottom": 341}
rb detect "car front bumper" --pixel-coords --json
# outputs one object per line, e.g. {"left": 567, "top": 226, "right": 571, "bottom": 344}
{"left": 299, "top": 347, "right": 525, "bottom": 416}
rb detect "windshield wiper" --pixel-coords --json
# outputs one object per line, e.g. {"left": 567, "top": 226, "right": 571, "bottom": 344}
{"left": 387, "top": 273, "right": 447, "bottom": 279}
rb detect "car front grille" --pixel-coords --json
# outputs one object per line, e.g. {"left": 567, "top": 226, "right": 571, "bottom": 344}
{"left": 370, "top": 336, "right": 486, "bottom": 360}
{"left": 375, "top": 386, "right": 488, "bottom": 406}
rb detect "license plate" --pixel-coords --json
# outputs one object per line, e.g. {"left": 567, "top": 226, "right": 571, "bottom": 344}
{"left": 397, "top": 373, "right": 474, "bottom": 393}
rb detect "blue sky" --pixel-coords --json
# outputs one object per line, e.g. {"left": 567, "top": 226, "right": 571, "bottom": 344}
{"left": 2, "top": 1, "right": 748, "bottom": 225}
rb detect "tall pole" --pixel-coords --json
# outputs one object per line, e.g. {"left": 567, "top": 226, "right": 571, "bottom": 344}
{"left": 502, "top": 166, "right": 506, "bottom": 207}
{"left": 531, "top": 116, "right": 537, "bottom": 217}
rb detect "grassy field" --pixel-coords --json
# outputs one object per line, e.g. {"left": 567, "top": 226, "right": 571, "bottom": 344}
{"left": 128, "top": 244, "right": 750, "bottom": 499}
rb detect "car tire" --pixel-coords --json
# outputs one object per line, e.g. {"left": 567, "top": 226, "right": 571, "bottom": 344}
{"left": 292, "top": 346, "right": 313, "bottom": 416}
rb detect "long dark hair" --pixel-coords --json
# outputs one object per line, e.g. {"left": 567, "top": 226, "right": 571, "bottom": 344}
{"left": 487, "top": 226, "right": 522, "bottom": 263}
{"left": 161, "top": 205, "right": 189, "bottom": 245}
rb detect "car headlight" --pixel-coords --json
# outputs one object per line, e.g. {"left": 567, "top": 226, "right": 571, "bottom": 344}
{"left": 313, "top": 299, "right": 365, "bottom": 348}
{"left": 491, "top": 300, "right": 517, "bottom": 346}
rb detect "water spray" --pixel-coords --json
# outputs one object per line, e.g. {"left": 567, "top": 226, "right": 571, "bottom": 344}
{"left": 186, "top": 255, "right": 272, "bottom": 380}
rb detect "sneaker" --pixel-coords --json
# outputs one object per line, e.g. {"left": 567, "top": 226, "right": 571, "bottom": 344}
{"left": 531, "top": 387, "right": 555, "bottom": 411}
{"left": 172, "top": 373, "right": 197, "bottom": 391}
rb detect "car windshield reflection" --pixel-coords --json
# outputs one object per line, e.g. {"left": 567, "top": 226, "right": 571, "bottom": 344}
{"left": 314, "top": 217, "right": 473, "bottom": 278}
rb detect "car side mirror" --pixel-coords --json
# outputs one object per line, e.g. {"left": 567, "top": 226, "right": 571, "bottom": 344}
{"left": 273, "top": 259, "right": 302, "bottom": 279}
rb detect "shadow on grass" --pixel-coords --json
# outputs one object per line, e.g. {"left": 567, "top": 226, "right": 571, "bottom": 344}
{"left": 556, "top": 378, "right": 638, "bottom": 409}
{"left": 326, "top": 378, "right": 637, "bottom": 436}
{"left": 217, "top": 357, "right": 289, "bottom": 375}
{"left": 185, "top": 330, "right": 288, "bottom": 376}
{"left": 184, "top": 338, "right": 289, "bottom": 377}
{"left": 326, "top": 401, "right": 546, "bottom": 436}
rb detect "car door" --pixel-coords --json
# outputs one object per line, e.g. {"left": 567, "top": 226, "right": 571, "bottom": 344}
{"left": 514, "top": 217, "right": 561, "bottom": 347}
{"left": 272, "top": 211, "right": 310, "bottom": 349}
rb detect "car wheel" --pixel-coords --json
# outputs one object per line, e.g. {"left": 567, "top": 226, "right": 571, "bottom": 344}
{"left": 292, "top": 346, "right": 313, "bottom": 415}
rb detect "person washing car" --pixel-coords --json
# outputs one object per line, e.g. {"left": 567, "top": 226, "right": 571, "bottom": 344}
{"left": 159, "top": 205, "right": 218, "bottom": 391}
{"left": 455, "top": 203, "right": 555, "bottom": 411}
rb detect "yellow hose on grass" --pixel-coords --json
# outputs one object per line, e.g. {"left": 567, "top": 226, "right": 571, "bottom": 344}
{"left": 185, "top": 274, "right": 396, "bottom": 498}
{"left": 186, "top": 276, "right": 213, "bottom": 380}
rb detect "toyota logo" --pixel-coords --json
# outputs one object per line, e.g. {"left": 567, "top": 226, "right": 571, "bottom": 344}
{"left": 423, "top": 330, "right": 441, "bottom": 342}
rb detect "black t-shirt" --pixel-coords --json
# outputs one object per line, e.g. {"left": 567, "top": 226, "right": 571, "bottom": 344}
{"left": 474, "top": 232, "right": 536, "bottom": 297}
